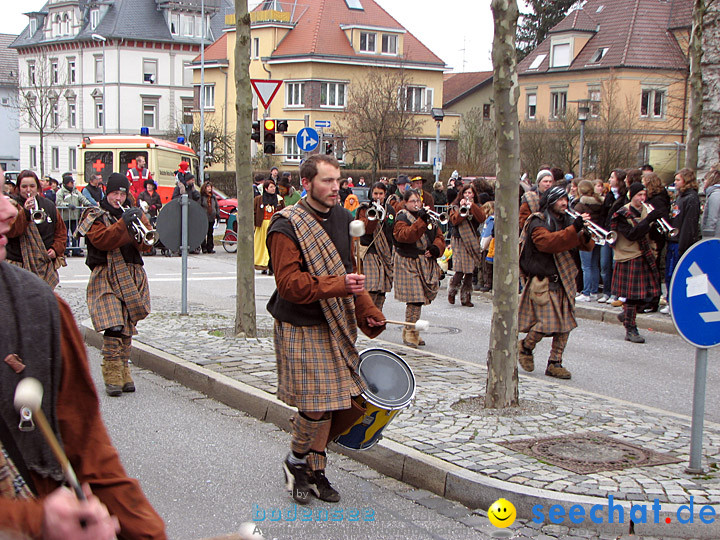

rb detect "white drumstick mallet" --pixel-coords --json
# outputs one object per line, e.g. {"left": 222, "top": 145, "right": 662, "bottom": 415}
{"left": 383, "top": 319, "right": 430, "bottom": 331}
{"left": 14, "top": 377, "right": 86, "bottom": 500}
{"left": 349, "top": 220, "right": 366, "bottom": 273}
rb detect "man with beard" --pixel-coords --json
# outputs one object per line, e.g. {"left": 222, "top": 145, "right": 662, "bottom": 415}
{"left": 266, "top": 154, "right": 386, "bottom": 505}
{"left": 77, "top": 174, "right": 151, "bottom": 396}
{"left": 519, "top": 169, "right": 554, "bottom": 232}
{"left": 518, "top": 186, "right": 594, "bottom": 379}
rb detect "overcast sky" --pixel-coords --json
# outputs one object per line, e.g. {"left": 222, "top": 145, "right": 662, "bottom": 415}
{"left": 3, "top": 0, "right": 500, "bottom": 72}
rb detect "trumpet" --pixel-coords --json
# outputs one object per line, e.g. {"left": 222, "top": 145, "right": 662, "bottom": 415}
{"left": 642, "top": 203, "right": 679, "bottom": 239}
{"left": 565, "top": 209, "right": 617, "bottom": 245}
{"left": 121, "top": 205, "right": 159, "bottom": 246}
{"left": 459, "top": 200, "right": 472, "bottom": 219}
{"left": 366, "top": 201, "right": 386, "bottom": 223}
{"left": 423, "top": 206, "right": 449, "bottom": 229}
{"left": 31, "top": 197, "right": 49, "bottom": 225}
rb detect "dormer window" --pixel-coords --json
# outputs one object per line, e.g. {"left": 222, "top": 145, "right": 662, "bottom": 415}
{"left": 170, "top": 13, "right": 179, "bottom": 35}
{"left": 590, "top": 47, "right": 609, "bottom": 63}
{"left": 62, "top": 13, "right": 71, "bottom": 36}
{"left": 91, "top": 9, "right": 99, "bottom": 30}
{"left": 551, "top": 42, "right": 571, "bottom": 68}
{"left": 52, "top": 14, "right": 61, "bottom": 37}
{"left": 360, "top": 32, "right": 376, "bottom": 53}
{"left": 29, "top": 18, "right": 37, "bottom": 35}
{"left": 381, "top": 34, "right": 397, "bottom": 55}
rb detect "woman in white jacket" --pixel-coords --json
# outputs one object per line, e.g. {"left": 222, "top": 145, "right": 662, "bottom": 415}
{"left": 702, "top": 165, "right": 720, "bottom": 238}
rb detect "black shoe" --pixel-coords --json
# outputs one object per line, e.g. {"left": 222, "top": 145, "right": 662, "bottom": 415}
{"left": 309, "top": 470, "right": 341, "bottom": 503}
{"left": 625, "top": 327, "right": 645, "bottom": 344}
{"left": 616, "top": 312, "right": 624, "bottom": 324}
{"left": 283, "top": 456, "right": 312, "bottom": 505}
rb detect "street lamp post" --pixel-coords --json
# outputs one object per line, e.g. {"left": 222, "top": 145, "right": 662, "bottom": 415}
{"left": 577, "top": 99, "right": 590, "bottom": 178}
{"left": 431, "top": 108, "right": 444, "bottom": 185}
{"left": 91, "top": 33, "right": 107, "bottom": 135}
{"left": 199, "top": 0, "right": 206, "bottom": 179}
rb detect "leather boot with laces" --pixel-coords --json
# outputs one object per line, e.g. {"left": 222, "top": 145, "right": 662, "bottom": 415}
{"left": 283, "top": 455, "right": 312, "bottom": 505}
{"left": 625, "top": 326, "right": 645, "bottom": 344}
{"left": 309, "top": 470, "right": 341, "bottom": 503}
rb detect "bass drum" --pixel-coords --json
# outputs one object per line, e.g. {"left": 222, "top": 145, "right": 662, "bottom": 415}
{"left": 334, "top": 348, "right": 415, "bottom": 451}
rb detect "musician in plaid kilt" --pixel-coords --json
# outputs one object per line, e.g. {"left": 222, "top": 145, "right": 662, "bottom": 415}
{"left": 610, "top": 183, "right": 663, "bottom": 343}
{"left": 266, "top": 155, "right": 385, "bottom": 505}
{"left": 518, "top": 186, "right": 594, "bottom": 379}
{"left": 393, "top": 189, "right": 445, "bottom": 347}
{"left": 447, "top": 184, "right": 486, "bottom": 307}
{"left": 77, "top": 174, "right": 151, "bottom": 397}
{"left": 6, "top": 170, "right": 66, "bottom": 289}
{"left": 356, "top": 182, "right": 396, "bottom": 310}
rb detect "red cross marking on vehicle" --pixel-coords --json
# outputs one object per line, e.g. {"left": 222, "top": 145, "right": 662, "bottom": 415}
{"left": 127, "top": 159, "right": 137, "bottom": 170}
{"left": 92, "top": 159, "right": 106, "bottom": 173}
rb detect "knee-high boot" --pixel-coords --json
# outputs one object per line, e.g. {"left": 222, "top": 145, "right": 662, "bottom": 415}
{"left": 460, "top": 273, "right": 474, "bottom": 307}
{"left": 448, "top": 272, "right": 462, "bottom": 304}
{"left": 120, "top": 336, "right": 135, "bottom": 393}
{"left": 101, "top": 336, "right": 124, "bottom": 397}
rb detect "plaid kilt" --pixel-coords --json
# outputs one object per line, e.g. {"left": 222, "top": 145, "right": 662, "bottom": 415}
{"left": 451, "top": 236, "right": 479, "bottom": 273}
{"left": 274, "top": 320, "right": 366, "bottom": 412}
{"left": 518, "top": 286, "right": 577, "bottom": 334}
{"left": 611, "top": 256, "right": 660, "bottom": 300}
{"left": 393, "top": 253, "right": 440, "bottom": 304}
{"left": 87, "top": 263, "right": 149, "bottom": 335}
{"left": 363, "top": 251, "right": 392, "bottom": 293}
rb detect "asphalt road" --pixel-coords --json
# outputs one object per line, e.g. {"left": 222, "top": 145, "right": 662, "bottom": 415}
{"left": 57, "top": 248, "right": 720, "bottom": 426}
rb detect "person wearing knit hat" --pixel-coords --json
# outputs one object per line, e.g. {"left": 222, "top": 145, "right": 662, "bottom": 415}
{"left": 518, "top": 183, "right": 595, "bottom": 379}
{"left": 519, "top": 169, "right": 555, "bottom": 232}
{"left": 609, "top": 182, "right": 663, "bottom": 343}
{"left": 56, "top": 172, "right": 92, "bottom": 256}
{"left": 76, "top": 170, "right": 152, "bottom": 396}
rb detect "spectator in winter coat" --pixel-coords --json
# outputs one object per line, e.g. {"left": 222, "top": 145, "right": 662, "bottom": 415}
{"left": 199, "top": 181, "right": 220, "bottom": 253}
{"left": 137, "top": 179, "right": 162, "bottom": 218}
{"left": 172, "top": 173, "right": 200, "bottom": 202}
{"left": 82, "top": 174, "right": 105, "bottom": 206}
{"left": 640, "top": 173, "right": 671, "bottom": 312}
{"left": 57, "top": 175, "right": 93, "bottom": 256}
{"left": 598, "top": 169, "right": 628, "bottom": 304}
{"left": 432, "top": 182, "right": 447, "bottom": 206}
{"left": 702, "top": 165, "right": 720, "bottom": 238}
{"left": 574, "top": 180, "right": 604, "bottom": 302}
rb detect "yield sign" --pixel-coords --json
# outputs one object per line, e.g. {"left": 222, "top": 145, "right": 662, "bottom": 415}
{"left": 250, "top": 79, "right": 283, "bottom": 109}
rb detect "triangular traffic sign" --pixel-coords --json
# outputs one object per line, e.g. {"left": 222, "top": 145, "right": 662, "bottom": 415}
{"left": 250, "top": 79, "right": 283, "bottom": 109}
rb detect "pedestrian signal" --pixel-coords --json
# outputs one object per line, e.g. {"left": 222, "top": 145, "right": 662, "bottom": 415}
{"left": 324, "top": 141, "right": 333, "bottom": 155}
{"left": 263, "top": 119, "right": 276, "bottom": 154}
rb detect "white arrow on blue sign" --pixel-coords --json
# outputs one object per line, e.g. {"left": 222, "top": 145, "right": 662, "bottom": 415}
{"left": 314, "top": 120, "right": 331, "bottom": 128}
{"left": 296, "top": 127, "right": 319, "bottom": 152}
{"left": 669, "top": 238, "right": 720, "bottom": 348}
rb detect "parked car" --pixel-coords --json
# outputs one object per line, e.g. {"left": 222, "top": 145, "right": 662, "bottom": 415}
{"left": 213, "top": 187, "right": 237, "bottom": 221}
{"left": 352, "top": 185, "right": 371, "bottom": 204}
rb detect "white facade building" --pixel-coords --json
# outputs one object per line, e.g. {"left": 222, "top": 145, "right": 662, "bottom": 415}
{"left": 0, "top": 34, "right": 20, "bottom": 171}
{"left": 12, "top": 0, "right": 231, "bottom": 176}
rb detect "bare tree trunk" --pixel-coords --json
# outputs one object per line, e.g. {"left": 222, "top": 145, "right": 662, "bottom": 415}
{"left": 485, "top": 0, "right": 520, "bottom": 409}
{"left": 686, "top": 0, "right": 706, "bottom": 170}
{"left": 234, "top": 0, "right": 257, "bottom": 337}
{"left": 39, "top": 130, "right": 45, "bottom": 179}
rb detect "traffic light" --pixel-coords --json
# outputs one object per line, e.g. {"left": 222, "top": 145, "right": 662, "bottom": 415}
{"left": 263, "top": 119, "right": 276, "bottom": 154}
{"left": 276, "top": 120, "right": 289, "bottom": 133}
{"left": 324, "top": 141, "right": 334, "bottom": 155}
{"left": 251, "top": 120, "right": 262, "bottom": 144}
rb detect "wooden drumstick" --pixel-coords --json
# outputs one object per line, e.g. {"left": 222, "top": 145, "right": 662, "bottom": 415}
{"left": 383, "top": 319, "right": 430, "bottom": 331}
{"left": 14, "top": 378, "right": 86, "bottom": 501}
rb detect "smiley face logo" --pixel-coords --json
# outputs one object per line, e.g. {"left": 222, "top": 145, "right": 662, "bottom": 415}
{"left": 488, "top": 498, "right": 516, "bottom": 528}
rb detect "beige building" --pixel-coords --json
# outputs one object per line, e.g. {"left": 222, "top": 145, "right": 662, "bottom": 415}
{"left": 192, "top": 0, "right": 459, "bottom": 172}
{"left": 516, "top": 0, "right": 692, "bottom": 180}
{"left": 443, "top": 71, "right": 494, "bottom": 120}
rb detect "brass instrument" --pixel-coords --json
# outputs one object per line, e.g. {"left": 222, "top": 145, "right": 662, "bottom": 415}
{"left": 459, "top": 200, "right": 472, "bottom": 219}
{"left": 565, "top": 209, "right": 617, "bottom": 245}
{"left": 31, "top": 197, "right": 49, "bottom": 225}
{"left": 366, "top": 201, "right": 386, "bottom": 223}
{"left": 423, "top": 206, "right": 449, "bottom": 230}
{"left": 642, "top": 202, "right": 679, "bottom": 239}
{"left": 121, "top": 205, "right": 158, "bottom": 246}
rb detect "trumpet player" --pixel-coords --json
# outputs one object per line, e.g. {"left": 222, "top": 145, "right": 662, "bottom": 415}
{"left": 7, "top": 170, "right": 66, "bottom": 289}
{"left": 77, "top": 173, "right": 152, "bottom": 396}
{"left": 609, "top": 183, "right": 663, "bottom": 343}
{"left": 447, "top": 184, "right": 486, "bottom": 307}
{"left": 518, "top": 186, "right": 594, "bottom": 379}
{"left": 356, "top": 182, "right": 396, "bottom": 310}
{"left": 393, "top": 189, "right": 445, "bottom": 347}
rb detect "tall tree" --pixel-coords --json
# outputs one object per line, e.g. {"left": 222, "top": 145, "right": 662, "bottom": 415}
{"left": 16, "top": 51, "right": 67, "bottom": 177}
{"left": 167, "top": 112, "right": 235, "bottom": 169}
{"left": 234, "top": 0, "right": 257, "bottom": 337}
{"left": 335, "top": 68, "right": 422, "bottom": 179}
{"left": 486, "top": 0, "right": 520, "bottom": 409}
{"left": 516, "top": 0, "right": 580, "bottom": 61}
{"left": 455, "top": 107, "right": 497, "bottom": 176}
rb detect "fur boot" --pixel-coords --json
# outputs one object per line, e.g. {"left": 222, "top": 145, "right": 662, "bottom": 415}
{"left": 101, "top": 336, "right": 124, "bottom": 397}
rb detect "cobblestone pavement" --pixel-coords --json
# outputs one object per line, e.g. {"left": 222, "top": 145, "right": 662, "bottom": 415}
{"left": 58, "top": 286, "right": 718, "bottom": 539}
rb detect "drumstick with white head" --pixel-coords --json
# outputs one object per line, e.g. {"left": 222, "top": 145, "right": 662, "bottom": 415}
{"left": 14, "top": 377, "right": 86, "bottom": 501}
{"left": 382, "top": 319, "right": 430, "bottom": 331}
{"left": 349, "top": 220, "right": 365, "bottom": 272}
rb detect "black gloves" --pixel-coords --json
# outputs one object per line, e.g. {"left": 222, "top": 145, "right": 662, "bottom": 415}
{"left": 417, "top": 208, "right": 429, "bottom": 221}
{"left": 122, "top": 207, "right": 143, "bottom": 225}
{"left": 428, "top": 244, "right": 441, "bottom": 258}
{"left": 572, "top": 215, "right": 585, "bottom": 232}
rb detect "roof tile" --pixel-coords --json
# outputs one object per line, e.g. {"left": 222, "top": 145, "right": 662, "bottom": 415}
{"left": 443, "top": 71, "right": 493, "bottom": 107}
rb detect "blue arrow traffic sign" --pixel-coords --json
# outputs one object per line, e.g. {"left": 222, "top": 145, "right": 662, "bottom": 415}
{"left": 314, "top": 120, "right": 331, "bottom": 128}
{"left": 296, "top": 127, "right": 319, "bottom": 152}
{"left": 669, "top": 238, "right": 720, "bottom": 348}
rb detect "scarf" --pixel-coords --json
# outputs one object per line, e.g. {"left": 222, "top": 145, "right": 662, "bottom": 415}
{"left": 275, "top": 202, "right": 359, "bottom": 369}
{"left": 398, "top": 209, "right": 441, "bottom": 299}
{"left": 17, "top": 197, "right": 59, "bottom": 289}
{"left": 453, "top": 206, "right": 484, "bottom": 264}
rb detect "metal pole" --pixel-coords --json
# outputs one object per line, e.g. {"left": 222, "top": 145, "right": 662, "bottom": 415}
{"left": 102, "top": 40, "right": 106, "bottom": 135}
{"left": 181, "top": 193, "right": 189, "bottom": 315}
{"left": 434, "top": 120, "right": 441, "bottom": 184}
{"left": 579, "top": 119, "right": 585, "bottom": 178}
{"left": 199, "top": 0, "right": 206, "bottom": 179}
{"left": 687, "top": 347, "right": 708, "bottom": 473}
